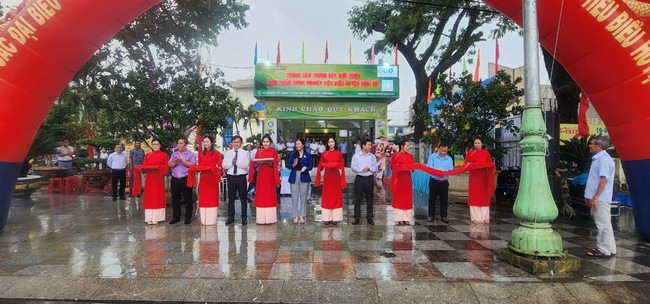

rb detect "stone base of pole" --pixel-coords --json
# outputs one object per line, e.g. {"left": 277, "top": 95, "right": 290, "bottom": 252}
{"left": 510, "top": 223, "right": 563, "bottom": 257}
{"left": 497, "top": 248, "right": 581, "bottom": 275}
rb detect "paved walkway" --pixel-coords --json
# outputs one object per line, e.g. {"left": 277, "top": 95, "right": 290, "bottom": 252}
{"left": 1, "top": 182, "right": 649, "bottom": 303}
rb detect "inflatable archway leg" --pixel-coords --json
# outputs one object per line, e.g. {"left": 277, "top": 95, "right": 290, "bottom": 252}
{"left": 484, "top": 0, "right": 650, "bottom": 239}
{"left": 0, "top": 162, "right": 21, "bottom": 229}
{"left": 622, "top": 161, "right": 650, "bottom": 238}
{"left": 0, "top": 0, "right": 161, "bottom": 231}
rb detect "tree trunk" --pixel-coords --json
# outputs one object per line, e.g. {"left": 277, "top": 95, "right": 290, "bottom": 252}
{"left": 541, "top": 47, "right": 581, "bottom": 123}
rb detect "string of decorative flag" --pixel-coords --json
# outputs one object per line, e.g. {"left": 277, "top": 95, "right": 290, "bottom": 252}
{"left": 426, "top": 38, "right": 501, "bottom": 104}
{"left": 252, "top": 41, "right": 400, "bottom": 65}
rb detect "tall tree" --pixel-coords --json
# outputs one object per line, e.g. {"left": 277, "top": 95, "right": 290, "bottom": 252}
{"left": 348, "top": 0, "right": 516, "bottom": 142}
{"left": 431, "top": 71, "right": 524, "bottom": 156}
{"left": 241, "top": 104, "right": 262, "bottom": 138}
{"left": 60, "top": 0, "right": 250, "bottom": 149}
{"left": 541, "top": 48, "right": 580, "bottom": 123}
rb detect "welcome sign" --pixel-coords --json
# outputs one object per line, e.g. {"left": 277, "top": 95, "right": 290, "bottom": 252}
{"left": 254, "top": 63, "right": 399, "bottom": 99}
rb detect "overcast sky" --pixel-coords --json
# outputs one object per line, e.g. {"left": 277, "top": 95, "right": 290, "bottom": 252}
{"left": 203, "top": 0, "right": 548, "bottom": 125}
{"left": 3, "top": 0, "right": 548, "bottom": 124}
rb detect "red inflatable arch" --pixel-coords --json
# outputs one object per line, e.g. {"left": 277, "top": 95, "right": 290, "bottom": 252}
{"left": 484, "top": 0, "right": 650, "bottom": 239}
{"left": 0, "top": 0, "right": 161, "bottom": 230}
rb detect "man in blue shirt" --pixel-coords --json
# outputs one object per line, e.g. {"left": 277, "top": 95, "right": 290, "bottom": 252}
{"left": 585, "top": 135, "right": 616, "bottom": 257}
{"left": 351, "top": 139, "right": 378, "bottom": 225}
{"left": 128, "top": 140, "right": 145, "bottom": 197}
{"left": 427, "top": 144, "right": 454, "bottom": 223}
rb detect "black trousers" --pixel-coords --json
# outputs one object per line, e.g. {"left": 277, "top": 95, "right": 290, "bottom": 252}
{"left": 428, "top": 179, "right": 449, "bottom": 217}
{"left": 111, "top": 169, "right": 126, "bottom": 198}
{"left": 171, "top": 176, "right": 193, "bottom": 220}
{"left": 227, "top": 175, "right": 248, "bottom": 219}
{"left": 354, "top": 175, "right": 374, "bottom": 220}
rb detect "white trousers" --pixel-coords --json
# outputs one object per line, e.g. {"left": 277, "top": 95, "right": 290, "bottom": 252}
{"left": 592, "top": 200, "right": 617, "bottom": 255}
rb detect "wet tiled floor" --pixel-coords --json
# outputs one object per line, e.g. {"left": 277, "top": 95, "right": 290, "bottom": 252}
{"left": 1, "top": 182, "right": 650, "bottom": 302}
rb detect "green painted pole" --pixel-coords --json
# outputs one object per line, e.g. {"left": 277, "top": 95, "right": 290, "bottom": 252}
{"left": 509, "top": 0, "right": 564, "bottom": 257}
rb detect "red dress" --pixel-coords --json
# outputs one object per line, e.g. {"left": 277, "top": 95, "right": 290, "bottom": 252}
{"left": 192, "top": 150, "right": 222, "bottom": 208}
{"left": 133, "top": 150, "right": 169, "bottom": 210}
{"left": 465, "top": 149, "right": 493, "bottom": 206}
{"left": 315, "top": 150, "right": 346, "bottom": 210}
{"left": 390, "top": 151, "right": 415, "bottom": 210}
{"left": 250, "top": 148, "right": 280, "bottom": 208}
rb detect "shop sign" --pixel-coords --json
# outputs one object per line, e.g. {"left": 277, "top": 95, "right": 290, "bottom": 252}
{"left": 264, "top": 100, "right": 387, "bottom": 119}
{"left": 254, "top": 64, "right": 399, "bottom": 98}
{"left": 559, "top": 123, "right": 609, "bottom": 142}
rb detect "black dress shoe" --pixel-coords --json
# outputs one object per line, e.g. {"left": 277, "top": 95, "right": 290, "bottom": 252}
{"left": 441, "top": 216, "right": 449, "bottom": 223}
{"left": 112, "top": 197, "right": 117, "bottom": 201}
{"left": 184, "top": 218, "right": 191, "bottom": 224}
{"left": 352, "top": 219, "right": 360, "bottom": 225}
{"left": 225, "top": 217, "right": 235, "bottom": 225}
{"left": 119, "top": 197, "right": 126, "bottom": 200}
{"left": 169, "top": 219, "right": 180, "bottom": 224}
{"left": 367, "top": 218, "right": 375, "bottom": 225}
{"left": 241, "top": 219, "right": 248, "bottom": 225}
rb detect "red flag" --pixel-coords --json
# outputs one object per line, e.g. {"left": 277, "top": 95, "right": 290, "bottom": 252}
{"left": 196, "top": 124, "right": 202, "bottom": 163}
{"left": 448, "top": 67, "right": 452, "bottom": 82}
{"left": 276, "top": 41, "right": 281, "bottom": 64}
{"left": 495, "top": 39, "right": 500, "bottom": 74}
{"left": 427, "top": 78, "right": 432, "bottom": 104}
{"left": 324, "top": 41, "right": 329, "bottom": 64}
{"left": 86, "top": 117, "right": 94, "bottom": 158}
{"left": 575, "top": 91, "right": 590, "bottom": 138}
{"left": 473, "top": 49, "right": 481, "bottom": 82}
{"left": 394, "top": 43, "right": 398, "bottom": 65}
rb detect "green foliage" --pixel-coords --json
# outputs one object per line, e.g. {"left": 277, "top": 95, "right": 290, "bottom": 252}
{"left": 39, "top": 102, "right": 86, "bottom": 142}
{"left": 58, "top": 0, "right": 250, "bottom": 151}
{"left": 431, "top": 71, "right": 524, "bottom": 157}
{"left": 348, "top": 0, "right": 516, "bottom": 142}
{"left": 77, "top": 138, "right": 121, "bottom": 150}
{"left": 246, "top": 134, "right": 262, "bottom": 144}
{"left": 559, "top": 134, "right": 596, "bottom": 174}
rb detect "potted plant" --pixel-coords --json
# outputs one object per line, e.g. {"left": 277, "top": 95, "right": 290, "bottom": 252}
{"left": 76, "top": 138, "right": 120, "bottom": 193}
{"left": 15, "top": 130, "right": 61, "bottom": 197}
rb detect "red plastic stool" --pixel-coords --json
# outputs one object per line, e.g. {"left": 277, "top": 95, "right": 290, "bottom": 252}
{"left": 48, "top": 178, "right": 64, "bottom": 193}
{"left": 64, "top": 176, "right": 80, "bottom": 193}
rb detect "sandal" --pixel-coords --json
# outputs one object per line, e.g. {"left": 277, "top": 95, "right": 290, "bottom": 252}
{"left": 299, "top": 217, "right": 305, "bottom": 224}
{"left": 587, "top": 249, "right": 611, "bottom": 258}
{"left": 293, "top": 217, "right": 298, "bottom": 224}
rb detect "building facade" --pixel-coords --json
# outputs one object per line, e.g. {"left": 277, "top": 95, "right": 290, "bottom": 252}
{"left": 254, "top": 63, "right": 398, "bottom": 162}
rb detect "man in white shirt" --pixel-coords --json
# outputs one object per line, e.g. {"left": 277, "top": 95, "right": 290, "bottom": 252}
{"left": 106, "top": 144, "right": 128, "bottom": 201}
{"left": 222, "top": 135, "right": 251, "bottom": 225}
{"left": 250, "top": 141, "right": 260, "bottom": 160}
{"left": 339, "top": 141, "right": 348, "bottom": 167}
{"left": 585, "top": 135, "right": 616, "bottom": 257}
{"left": 317, "top": 140, "right": 326, "bottom": 155}
{"left": 56, "top": 138, "right": 75, "bottom": 176}
{"left": 310, "top": 140, "right": 319, "bottom": 166}
{"left": 354, "top": 139, "right": 362, "bottom": 155}
{"left": 351, "top": 139, "right": 378, "bottom": 225}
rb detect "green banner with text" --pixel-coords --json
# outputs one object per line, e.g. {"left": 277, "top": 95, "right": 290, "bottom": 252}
{"left": 254, "top": 64, "right": 399, "bottom": 98}
{"left": 264, "top": 100, "right": 387, "bottom": 119}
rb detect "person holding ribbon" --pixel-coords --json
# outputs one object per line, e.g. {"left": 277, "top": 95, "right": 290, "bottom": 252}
{"left": 390, "top": 140, "right": 416, "bottom": 225}
{"left": 249, "top": 134, "right": 281, "bottom": 224}
{"left": 314, "top": 137, "right": 346, "bottom": 225}
{"left": 465, "top": 138, "right": 494, "bottom": 224}
{"left": 187, "top": 135, "right": 222, "bottom": 225}
{"left": 132, "top": 139, "right": 169, "bottom": 225}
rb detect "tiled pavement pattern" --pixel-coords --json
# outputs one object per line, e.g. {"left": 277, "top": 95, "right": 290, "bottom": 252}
{"left": 1, "top": 183, "right": 650, "bottom": 303}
